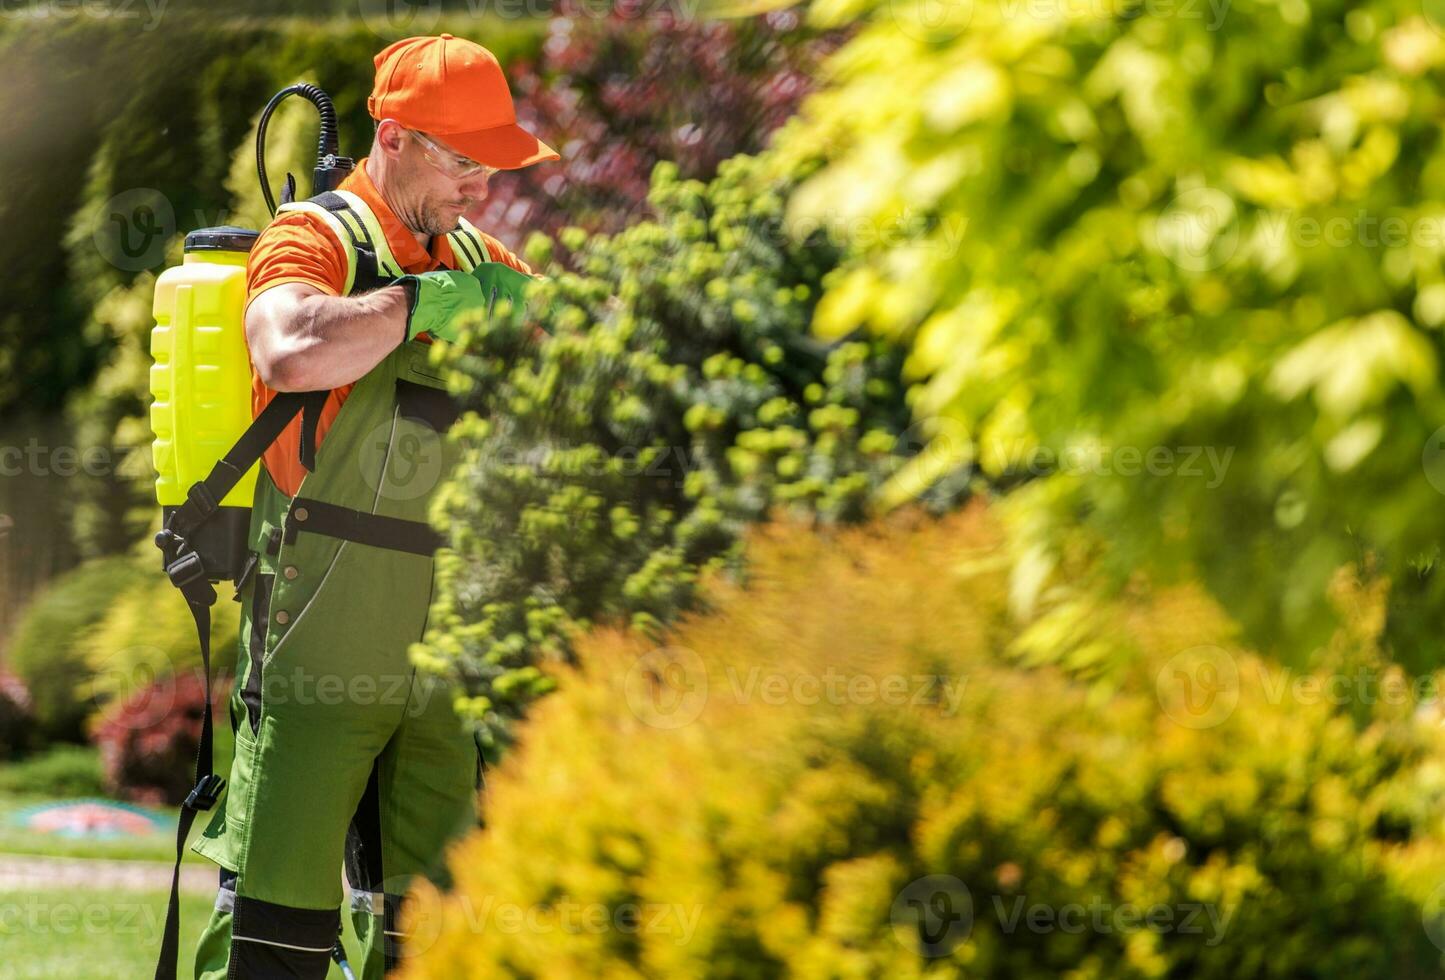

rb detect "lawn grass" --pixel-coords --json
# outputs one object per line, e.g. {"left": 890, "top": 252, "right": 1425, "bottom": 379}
{"left": 0, "top": 887, "right": 214, "bottom": 979}
{"left": 0, "top": 887, "right": 364, "bottom": 979}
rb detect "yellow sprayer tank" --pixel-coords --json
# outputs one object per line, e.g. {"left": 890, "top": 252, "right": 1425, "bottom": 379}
{"left": 149, "top": 226, "right": 260, "bottom": 581}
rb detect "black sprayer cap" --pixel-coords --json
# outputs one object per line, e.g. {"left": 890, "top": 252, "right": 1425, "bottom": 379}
{"left": 184, "top": 226, "right": 260, "bottom": 253}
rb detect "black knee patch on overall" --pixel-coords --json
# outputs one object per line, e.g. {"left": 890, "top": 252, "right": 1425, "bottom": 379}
{"left": 228, "top": 893, "right": 339, "bottom": 979}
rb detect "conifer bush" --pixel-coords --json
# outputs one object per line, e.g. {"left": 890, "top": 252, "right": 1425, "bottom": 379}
{"left": 415, "top": 153, "right": 920, "bottom": 752}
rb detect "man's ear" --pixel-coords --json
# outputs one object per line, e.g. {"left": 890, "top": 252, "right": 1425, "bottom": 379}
{"left": 373, "top": 119, "right": 408, "bottom": 160}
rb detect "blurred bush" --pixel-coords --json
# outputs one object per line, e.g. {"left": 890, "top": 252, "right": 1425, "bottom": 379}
{"left": 404, "top": 509, "right": 1445, "bottom": 979}
{"left": 0, "top": 745, "right": 106, "bottom": 799}
{"left": 91, "top": 669, "right": 230, "bottom": 805}
{"left": 474, "top": 2, "right": 840, "bottom": 251}
{"left": 0, "top": 669, "right": 34, "bottom": 761}
{"left": 415, "top": 151, "right": 922, "bottom": 753}
{"left": 3, "top": 550, "right": 237, "bottom": 746}
{"left": 76, "top": 569, "right": 239, "bottom": 710}
{"left": 4, "top": 554, "right": 147, "bottom": 741}
{"left": 756, "top": 0, "right": 1445, "bottom": 672}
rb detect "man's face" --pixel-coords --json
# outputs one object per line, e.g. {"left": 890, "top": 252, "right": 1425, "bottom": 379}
{"left": 386, "top": 127, "right": 496, "bottom": 237}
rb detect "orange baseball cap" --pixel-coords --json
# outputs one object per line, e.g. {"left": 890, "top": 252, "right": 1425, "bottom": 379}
{"left": 367, "top": 34, "right": 559, "bottom": 170}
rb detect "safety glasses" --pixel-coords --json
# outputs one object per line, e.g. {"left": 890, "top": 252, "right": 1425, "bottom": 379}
{"left": 408, "top": 129, "right": 500, "bottom": 182}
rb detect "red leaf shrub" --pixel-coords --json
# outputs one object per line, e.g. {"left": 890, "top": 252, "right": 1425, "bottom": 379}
{"left": 471, "top": 3, "right": 841, "bottom": 247}
{"left": 91, "top": 669, "right": 228, "bottom": 805}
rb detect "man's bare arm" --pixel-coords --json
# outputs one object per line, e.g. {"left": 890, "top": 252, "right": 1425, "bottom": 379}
{"left": 246, "top": 283, "right": 411, "bottom": 392}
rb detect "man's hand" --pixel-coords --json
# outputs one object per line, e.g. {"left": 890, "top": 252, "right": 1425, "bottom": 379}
{"left": 397, "top": 269, "right": 490, "bottom": 343}
{"left": 400, "top": 263, "right": 540, "bottom": 343}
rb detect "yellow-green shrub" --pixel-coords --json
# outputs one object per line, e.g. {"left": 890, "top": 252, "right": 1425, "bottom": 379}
{"left": 403, "top": 510, "right": 1445, "bottom": 978}
{"left": 75, "top": 570, "right": 238, "bottom": 713}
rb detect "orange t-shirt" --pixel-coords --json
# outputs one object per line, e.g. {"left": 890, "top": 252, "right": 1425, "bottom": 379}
{"left": 244, "top": 158, "right": 531, "bottom": 497}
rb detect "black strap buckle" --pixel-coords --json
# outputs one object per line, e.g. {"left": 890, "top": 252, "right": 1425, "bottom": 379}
{"left": 185, "top": 480, "right": 219, "bottom": 519}
{"left": 164, "top": 549, "right": 208, "bottom": 590}
{"left": 184, "top": 774, "right": 226, "bottom": 812}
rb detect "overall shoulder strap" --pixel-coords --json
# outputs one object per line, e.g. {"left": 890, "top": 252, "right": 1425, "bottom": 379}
{"left": 446, "top": 217, "right": 494, "bottom": 272}
{"left": 277, "top": 190, "right": 400, "bottom": 294}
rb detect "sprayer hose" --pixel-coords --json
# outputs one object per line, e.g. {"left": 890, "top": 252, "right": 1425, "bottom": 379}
{"left": 256, "top": 83, "right": 341, "bottom": 217}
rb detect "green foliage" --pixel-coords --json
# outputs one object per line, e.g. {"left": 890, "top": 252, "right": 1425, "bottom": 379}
{"left": 763, "top": 0, "right": 1445, "bottom": 667}
{"left": 75, "top": 569, "right": 239, "bottom": 712}
{"left": 414, "top": 154, "right": 918, "bottom": 751}
{"left": 3, "top": 551, "right": 237, "bottom": 743}
{"left": 0, "top": 745, "right": 105, "bottom": 799}
{"left": 4, "top": 555, "right": 146, "bottom": 741}
{"left": 409, "top": 512, "right": 1445, "bottom": 979}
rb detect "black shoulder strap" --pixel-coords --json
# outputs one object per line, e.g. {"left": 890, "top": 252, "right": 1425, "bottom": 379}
{"left": 311, "top": 190, "right": 387, "bottom": 294}
{"left": 150, "top": 388, "right": 325, "bottom": 980}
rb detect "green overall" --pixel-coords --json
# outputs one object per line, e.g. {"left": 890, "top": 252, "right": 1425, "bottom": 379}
{"left": 175, "top": 192, "right": 516, "bottom": 980}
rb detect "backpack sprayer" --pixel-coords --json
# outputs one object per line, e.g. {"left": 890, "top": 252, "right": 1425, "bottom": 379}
{"left": 150, "top": 83, "right": 353, "bottom": 586}
{"left": 148, "top": 82, "right": 359, "bottom": 980}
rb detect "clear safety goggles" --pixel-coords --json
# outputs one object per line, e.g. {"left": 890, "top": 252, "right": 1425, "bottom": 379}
{"left": 408, "top": 129, "right": 500, "bottom": 182}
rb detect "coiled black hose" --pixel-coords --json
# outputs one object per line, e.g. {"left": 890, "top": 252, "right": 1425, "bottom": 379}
{"left": 256, "top": 83, "right": 349, "bottom": 217}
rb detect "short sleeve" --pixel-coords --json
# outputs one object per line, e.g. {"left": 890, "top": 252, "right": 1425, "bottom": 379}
{"left": 245, "top": 211, "right": 351, "bottom": 310}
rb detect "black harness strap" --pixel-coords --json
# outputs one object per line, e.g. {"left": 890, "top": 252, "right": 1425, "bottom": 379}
{"left": 313, "top": 190, "right": 388, "bottom": 293}
{"left": 152, "top": 390, "right": 320, "bottom": 980}
{"left": 284, "top": 496, "right": 442, "bottom": 557}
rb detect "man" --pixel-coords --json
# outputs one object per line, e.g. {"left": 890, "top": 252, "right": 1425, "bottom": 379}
{"left": 188, "top": 34, "right": 557, "bottom": 979}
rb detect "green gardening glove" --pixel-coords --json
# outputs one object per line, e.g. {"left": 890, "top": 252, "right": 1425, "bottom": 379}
{"left": 468, "top": 261, "right": 534, "bottom": 326}
{"left": 397, "top": 269, "right": 486, "bottom": 343}
{"left": 398, "top": 263, "right": 541, "bottom": 342}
